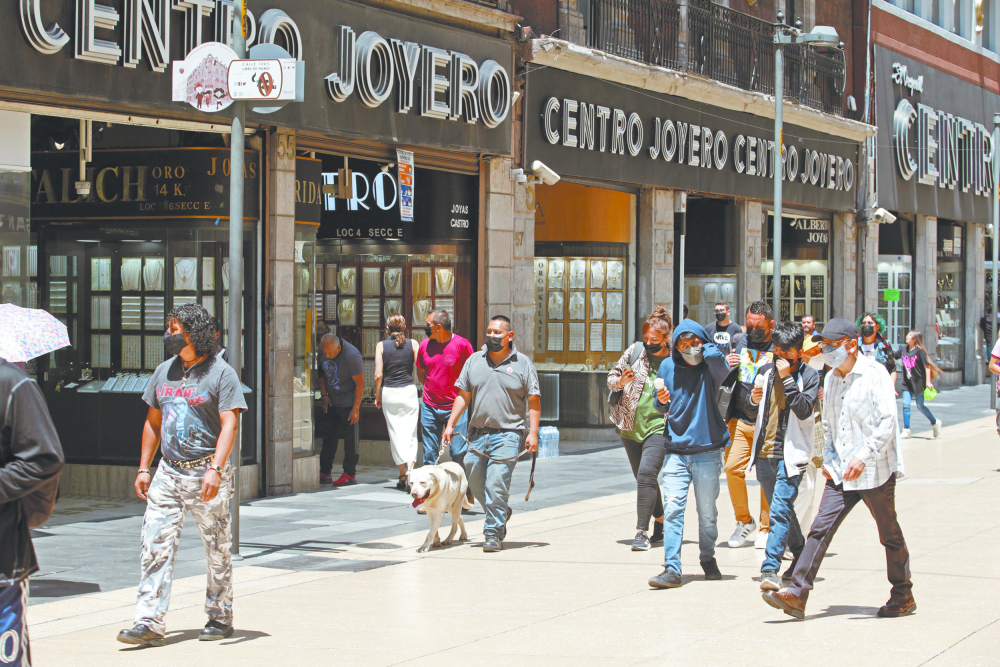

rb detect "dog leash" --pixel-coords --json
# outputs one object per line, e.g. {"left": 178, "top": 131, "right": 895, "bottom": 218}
{"left": 451, "top": 432, "right": 538, "bottom": 501}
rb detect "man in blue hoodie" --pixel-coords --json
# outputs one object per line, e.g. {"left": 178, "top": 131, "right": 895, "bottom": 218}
{"left": 648, "top": 319, "right": 732, "bottom": 588}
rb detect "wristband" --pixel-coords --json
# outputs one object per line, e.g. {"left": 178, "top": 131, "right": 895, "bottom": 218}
{"left": 137, "top": 469, "right": 150, "bottom": 475}
{"left": 208, "top": 464, "right": 224, "bottom": 474}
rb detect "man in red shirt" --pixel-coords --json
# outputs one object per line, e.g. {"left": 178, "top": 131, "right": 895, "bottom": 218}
{"left": 418, "top": 310, "right": 474, "bottom": 473}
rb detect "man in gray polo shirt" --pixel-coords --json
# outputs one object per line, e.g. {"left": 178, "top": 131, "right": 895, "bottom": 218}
{"left": 443, "top": 315, "right": 541, "bottom": 552}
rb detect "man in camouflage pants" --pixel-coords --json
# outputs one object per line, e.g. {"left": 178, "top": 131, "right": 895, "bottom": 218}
{"left": 118, "top": 305, "right": 247, "bottom": 646}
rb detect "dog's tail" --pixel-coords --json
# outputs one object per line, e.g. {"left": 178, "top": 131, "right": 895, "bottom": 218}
{"left": 462, "top": 495, "right": 474, "bottom": 511}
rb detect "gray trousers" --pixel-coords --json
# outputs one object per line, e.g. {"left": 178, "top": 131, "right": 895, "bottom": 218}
{"left": 135, "top": 462, "right": 234, "bottom": 634}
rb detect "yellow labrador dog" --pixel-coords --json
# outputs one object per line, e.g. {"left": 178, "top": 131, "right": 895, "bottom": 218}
{"left": 409, "top": 462, "right": 474, "bottom": 553}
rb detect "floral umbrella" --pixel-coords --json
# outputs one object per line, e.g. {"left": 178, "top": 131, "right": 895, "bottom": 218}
{"left": 0, "top": 303, "right": 71, "bottom": 362}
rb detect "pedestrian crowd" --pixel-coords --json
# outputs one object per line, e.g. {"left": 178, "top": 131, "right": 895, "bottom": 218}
{"left": 2, "top": 296, "right": 958, "bottom": 656}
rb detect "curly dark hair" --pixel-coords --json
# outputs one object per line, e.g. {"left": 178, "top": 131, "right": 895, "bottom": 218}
{"left": 167, "top": 303, "right": 219, "bottom": 357}
{"left": 746, "top": 299, "right": 774, "bottom": 321}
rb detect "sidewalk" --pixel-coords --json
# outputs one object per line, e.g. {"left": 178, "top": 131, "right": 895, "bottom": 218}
{"left": 27, "top": 399, "right": 1000, "bottom": 665}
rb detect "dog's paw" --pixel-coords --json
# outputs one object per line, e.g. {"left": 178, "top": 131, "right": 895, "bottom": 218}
{"left": 459, "top": 534, "right": 469, "bottom": 542}
{"left": 441, "top": 538, "right": 453, "bottom": 545}
{"left": 417, "top": 544, "right": 431, "bottom": 553}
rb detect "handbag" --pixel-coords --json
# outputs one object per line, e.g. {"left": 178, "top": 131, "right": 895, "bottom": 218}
{"left": 607, "top": 343, "right": 644, "bottom": 408}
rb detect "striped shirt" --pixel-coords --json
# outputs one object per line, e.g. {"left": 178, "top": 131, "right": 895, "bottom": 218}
{"left": 821, "top": 353, "right": 905, "bottom": 490}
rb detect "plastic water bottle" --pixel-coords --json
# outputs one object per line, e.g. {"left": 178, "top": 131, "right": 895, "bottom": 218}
{"left": 538, "top": 426, "right": 560, "bottom": 458}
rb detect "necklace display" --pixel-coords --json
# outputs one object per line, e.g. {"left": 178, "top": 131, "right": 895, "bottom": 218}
{"left": 143, "top": 258, "right": 164, "bottom": 291}
{"left": 606, "top": 292, "right": 623, "bottom": 321}
{"left": 569, "top": 292, "right": 585, "bottom": 320}
{"left": 121, "top": 258, "right": 142, "bottom": 291}
{"left": 435, "top": 268, "right": 455, "bottom": 295}
{"left": 548, "top": 259, "right": 565, "bottom": 289}
{"left": 591, "top": 260, "right": 606, "bottom": 288}
{"left": 569, "top": 259, "right": 586, "bottom": 289}
{"left": 338, "top": 268, "right": 357, "bottom": 295}
{"left": 384, "top": 268, "right": 402, "bottom": 295}
{"left": 590, "top": 292, "right": 605, "bottom": 320}
{"left": 202, "top": 258, "right": 215, "bottom": 291}
{"left": 607, "top": 261, "right": 623, "bottom": 290}
{"left": 547, "top": 291, "right": 564, "bottom": 320}
{"left": 413, "top": 298, "right": 431, "bottom": 324}
{"left": 174, "top": 257, "right": 198, "bottom": 291}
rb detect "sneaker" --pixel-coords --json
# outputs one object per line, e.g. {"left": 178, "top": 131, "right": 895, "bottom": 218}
{"left": 933, "top": 420, "right": 942, "bottom": 438}
{"left": 319, "top": 473, "right": 333, "bottom": 484}
{"left": 727, "top": 518, "right": 756, "bottom": 548}
{"left": 650, "top": 520, "right": 664, "bottom": 544}
{"left": 783, "top": 548, "right": 795, "bottom": 561}
{"left": 754, "top": 530, "right": 769, "bottom": 549}
{"left": 631, "top": 531, "right": 651, "bottom": 551}
{"left": 483, "top": 535, "right": 502, "bottom": 552}
{"left": 648, "top": 568, "right": 683, "bottom": 588}
{"left": 117, "top": 624, "right": 165, "bottom": 647}
{"left": 332, "top": 473, "right": 357, "bottom": 487}
{"left": 901, "top": 428, "right": 911, "bottom": 439}
{"left": 199, "top": 620, "right": 235, "bottom": 641}
{"left": 700, "top": 557, "right": 722, "bottom": 580}
{"left": 760, "top": 570, "right": 780, "bottom": 591}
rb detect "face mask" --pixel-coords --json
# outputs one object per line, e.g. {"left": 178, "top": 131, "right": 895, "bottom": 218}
{"left": 747, "top": 326, "right": 769, "bottom": 344}
{"left": 164, "top": 333, "right": 187, "bottom": 357}
{"left": 679, "top": 346, "right": 704, "bottom": 366}
{"left": 715, "top": 311, "right": 727, "bottom": 322}
{"left": 485, "top": 335, "right": 507, "bottom": 353}
{"left": 643, "top": 342, "right": 664, "bottom": 355}
{"left": 861, "top": 324, "right": 876, "bottom": 337}
{"left": 822, "top": 344, "right": 849, "bottom": 368}
{"left": 423, "top": 326, "right": 434, "bottom": 338}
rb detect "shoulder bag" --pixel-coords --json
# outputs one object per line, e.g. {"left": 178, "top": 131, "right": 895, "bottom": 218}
{"left": 607, "top": 343, "right": 644, "bottom": 408}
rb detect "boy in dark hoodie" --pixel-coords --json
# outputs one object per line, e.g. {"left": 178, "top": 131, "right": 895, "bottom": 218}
{"left": 648, "top": 319, "right": 732, "bottom": 588}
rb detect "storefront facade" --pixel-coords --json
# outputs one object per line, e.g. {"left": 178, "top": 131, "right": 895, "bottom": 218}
{"left": 873, "top": 44, "right": 994, "bottom": 386}
{"left": 521, "top": 59, "right": 866, "bottom": 426}
{"left": 1, "top": 0, "right": 517, "bottom": 496}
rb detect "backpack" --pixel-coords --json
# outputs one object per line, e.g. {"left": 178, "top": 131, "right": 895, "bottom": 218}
{"left": 607, "top": 342, "right": 644, "bottom": 408}
{"left": 0, "top": 367, "right": 61, "bottom": 529}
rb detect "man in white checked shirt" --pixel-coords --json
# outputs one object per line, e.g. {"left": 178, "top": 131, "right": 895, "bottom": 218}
{"left": 763, "top": 318, "right": 914, "bottom": 620}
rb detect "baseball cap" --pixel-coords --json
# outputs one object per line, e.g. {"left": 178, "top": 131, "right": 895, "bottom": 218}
{"left": 811, "top": 317, "right": 858, "bottom": 344}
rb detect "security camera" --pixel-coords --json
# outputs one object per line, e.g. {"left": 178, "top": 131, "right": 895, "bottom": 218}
{"left": 510, "top": 168, "right": 528, "bottom": 184}
{"left": 530, "top": 160, "right": 560, "bottom": 186}
{"left": 873, "top": 207, "right": 896, "bottom": 224}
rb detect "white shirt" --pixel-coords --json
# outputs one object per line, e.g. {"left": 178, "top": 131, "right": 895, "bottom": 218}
{"left": 821, "top": 353, "right": 904, "bottom": 490}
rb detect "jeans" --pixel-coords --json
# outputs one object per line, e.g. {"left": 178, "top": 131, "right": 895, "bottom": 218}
{"left": 661, "top": 449, "right": 724, "bottom": 575}
{"left": 466, "top": 429, "right": 523, "bottom": 538}
{"left": 755, "top": 458, "right": 805, "bottom": 573}
{"left": 725, "top": 419, "right": 770, "bottom": 530}
{"left": 420, "top": 403, "right": 469, "bottom": 467}
{"left": 901, "top": 390, "right": 936, "bottom": 429}
{"left": 317, "top": 405, "right": 359, "bottom": 476}
{"left": 621, "top": 436, "right": 666, "bottom": 530}
{"left": 789, "top": 477, "right": 912, "bottom": 603}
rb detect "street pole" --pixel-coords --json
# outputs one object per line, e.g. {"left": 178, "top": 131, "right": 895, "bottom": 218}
{"left": 772, "top": 42, "right": 783, "bottom": 319}
{"left": 228, "top": 0, "right": 247, "bottom": 558}
{"left": 991, "top": 120, "right": 999, "bottom": 409}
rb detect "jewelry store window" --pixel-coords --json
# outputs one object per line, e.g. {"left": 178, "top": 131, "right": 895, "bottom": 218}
{"left": 936, "top": 220, "right": 965, "bottom": 372}
{"left": 763, "top": 214, "right": 830, "bottom": 324}
{"left": 34, "top": 220, "right": 258, "bottom": 466}
{"left": 313, "top": 243, "right": 474, "bottom": 408}
{"left": 293, "top": 224, "right": 317, "bottom": 457}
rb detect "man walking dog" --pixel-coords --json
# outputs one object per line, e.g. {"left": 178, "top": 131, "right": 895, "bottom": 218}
{"left": 443, "top": 315, "right": 540, "bottom": 552}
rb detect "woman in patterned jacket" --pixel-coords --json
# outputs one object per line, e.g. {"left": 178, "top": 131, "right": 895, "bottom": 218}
{"left": 606, "top": 307, "right": 673, "bottom": 551}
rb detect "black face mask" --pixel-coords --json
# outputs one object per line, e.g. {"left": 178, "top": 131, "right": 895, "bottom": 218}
{"left": 747, "top": 326, "right": 769, "bottom": 344}
{"left": 423, "top": 326, "right": 434, "bottom": 338}
{"left": 643, "top": 342, "right": 664, "bottom": 356}
{"left": 861, "top": 324, "right": 876, "bottom": 337}
{"left": 484, "top": 335, "right": 506, "bottom": 353}
{"left": 164, "top": 333, "right": 187, "bottom": 357}
{"left": 715, "top": 311, "right": 727, "bottom": 322}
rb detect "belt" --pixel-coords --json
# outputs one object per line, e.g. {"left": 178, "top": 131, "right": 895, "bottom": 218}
{"left": 469, "top": 426, "right": 523, "bottom": 437}
{"left": 163, "top": 454, "right": 214, "bottom": 470}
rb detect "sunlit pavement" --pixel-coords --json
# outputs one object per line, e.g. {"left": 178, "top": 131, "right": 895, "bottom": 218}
{"left": 27, "top": 383, "right": 1000, "bottom": 666}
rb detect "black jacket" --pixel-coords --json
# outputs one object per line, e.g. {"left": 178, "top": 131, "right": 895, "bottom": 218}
{"left": 743, "top": 361, "right": 820, "bottom": 460}
{"left": 0, "top": 360, "right": 64, "bottom": 585}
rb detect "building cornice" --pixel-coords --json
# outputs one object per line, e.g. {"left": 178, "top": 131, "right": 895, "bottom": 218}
{"left": 522, "top": 38, "right": 876, "bottom": 142}
{"left": 371, "top": 0, "right": 521, "bottom": 35}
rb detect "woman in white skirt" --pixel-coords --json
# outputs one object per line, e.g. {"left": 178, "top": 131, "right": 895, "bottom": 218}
{"left": 374, "top": 314, "right": 420, "bottom": 490}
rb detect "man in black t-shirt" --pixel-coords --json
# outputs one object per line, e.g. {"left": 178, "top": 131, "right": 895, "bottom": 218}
{"left": 723, "top": 300, "right": 774, "bottom": 549}
{"left": 705, "top": 300, "right": 743, "bottom": 354}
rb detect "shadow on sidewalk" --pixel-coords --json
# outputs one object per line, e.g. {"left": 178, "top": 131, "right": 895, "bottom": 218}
{"left": 29, "top": 579, "right": 101, "bottom": 598}
{"left": 118, "top": 629, "right": 272, "bottom": 649}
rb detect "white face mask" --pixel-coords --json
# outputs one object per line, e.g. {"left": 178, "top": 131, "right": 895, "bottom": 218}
{"left": 679, "top": 346, "right": 704, "bottom": 366}
{"left": 822, "top": 344, "right": 850, "bottom": 368}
